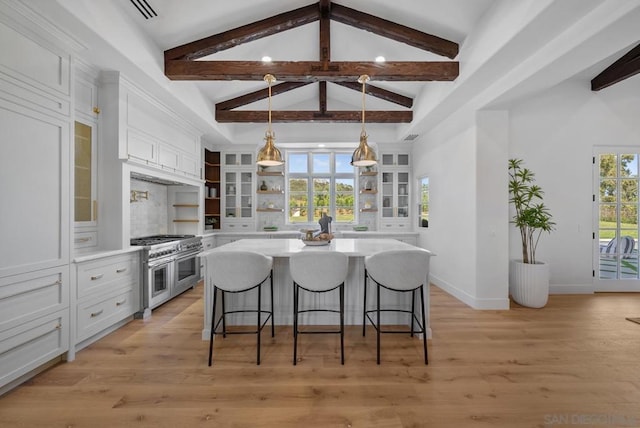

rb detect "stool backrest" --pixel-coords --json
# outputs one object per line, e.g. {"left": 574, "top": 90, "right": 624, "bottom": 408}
{"left": 204, "top": 251, "right": 273, "bottom": 291}
{"left": 290, "top": 251, "right": 349, "bottom": 291}
{"left": 365, "top": 250, "right": 431, "bottom": 290}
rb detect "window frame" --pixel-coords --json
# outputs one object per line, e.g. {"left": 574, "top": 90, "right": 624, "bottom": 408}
{"left": 286, "top": 150, "right": 356, "bottom": 225}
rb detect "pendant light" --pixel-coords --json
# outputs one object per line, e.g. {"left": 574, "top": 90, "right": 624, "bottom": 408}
{"left": 256, "top": 74, "right": 284, "bottom": 166}
{"left": 351, "top": 74, "right": 377, "bottom": 167}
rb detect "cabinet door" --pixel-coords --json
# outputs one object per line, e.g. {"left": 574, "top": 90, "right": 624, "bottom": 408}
{"left": 74, "top": 120, "right": 97, "bottom": 227}
{"left": 224, "top": 171, "right": 254, "bottom": 219}
{"left": 224, "top": 152, "right": 253, "bottom": 167}
{"left": 381, "top": 172, "right": 394, "bottom": 218}
{"left": 397, "top": 172, "right": 410, "bottom": 218}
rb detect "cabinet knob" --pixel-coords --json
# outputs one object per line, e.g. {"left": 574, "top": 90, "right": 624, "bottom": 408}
{"left": 92, "top": 107, "right": 101, "bottom": 114}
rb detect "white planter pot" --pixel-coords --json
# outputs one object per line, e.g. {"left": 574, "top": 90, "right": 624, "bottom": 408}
{"left": 509, "top": 260, "right": 549, "bottom": 308}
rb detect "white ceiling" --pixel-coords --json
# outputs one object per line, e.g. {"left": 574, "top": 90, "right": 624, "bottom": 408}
{"left": 25, "top": 0, "right": 640, "bottom": 146}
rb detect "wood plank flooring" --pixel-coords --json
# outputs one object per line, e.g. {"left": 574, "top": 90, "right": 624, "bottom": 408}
{"left": 1, "top": 284, "right": 640, "bottom": 427}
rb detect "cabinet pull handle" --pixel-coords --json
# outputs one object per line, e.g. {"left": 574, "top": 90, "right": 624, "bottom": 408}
{"left": 75, "top": 237, "right": 91, "bottom": 243}
{"left": 116, "top": 299, "right": 126, "bottom": 306}
{"left": 116, "top": 268, "right": 127, "bottom": 273}
{"left": 55, "top": 323, "right": 62, "bottom": 330}
{"left": 90, "top": 274, "right": 104, "bottom": 280}
{"left": 90, "top": 309, "right": 104, "bottom": 318}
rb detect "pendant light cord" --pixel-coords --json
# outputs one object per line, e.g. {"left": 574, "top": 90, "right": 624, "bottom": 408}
{"left": 359, "top": 75, "right": 369, "bottom": 138}
{"left": 268, "top": 78, "right": 272, "bottom": 135}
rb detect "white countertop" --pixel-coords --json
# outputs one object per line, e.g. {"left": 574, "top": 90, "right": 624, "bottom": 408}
{"left": 73, "top": 246, "right": 142, "bottom": 263}
{"left": 201, "top": 238, "right": 431, "bottom": 258}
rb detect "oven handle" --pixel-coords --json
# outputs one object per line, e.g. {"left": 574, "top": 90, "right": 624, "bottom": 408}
{"left": 147, "top": 257, "right": 176, "bottom": 268}
{"left": 175, "top": 250, "right": 203, "bottom": 261}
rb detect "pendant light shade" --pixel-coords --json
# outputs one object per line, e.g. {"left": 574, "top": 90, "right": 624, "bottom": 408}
{"left": 257, "top": 74, "right": 284, "bottom": 166}
{"left": 351, "top": 74, "right": 377, "bottom": 167}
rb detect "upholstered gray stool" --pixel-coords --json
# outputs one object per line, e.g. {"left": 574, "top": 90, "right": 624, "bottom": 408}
{"left": 363, "top": 249, "right": 431, "bottom": 364}
{"left": 289, "top": 251, "right": 349, "bottom": 365}
{"left": 204, "top": 251, "right": 274, "bottom": 366}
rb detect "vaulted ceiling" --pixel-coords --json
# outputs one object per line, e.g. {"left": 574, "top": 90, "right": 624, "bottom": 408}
{"left": 32, "top": 0, "right": 640, "bottom": 146}
{"left": 163, "top": 0, "right": 460, "bottom": 125}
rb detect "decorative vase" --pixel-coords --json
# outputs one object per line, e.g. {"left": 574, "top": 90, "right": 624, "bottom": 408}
{"left": 260, "top": 181, "right": 268, "bottom": 191}
{"left": 509, "top": 260, "right": 549, "bottom": 308}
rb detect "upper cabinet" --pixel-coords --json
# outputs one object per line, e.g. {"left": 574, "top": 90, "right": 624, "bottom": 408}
{"left": 73, "top": 67, "right": 100, "bottom": 251}
{"left": 99, "top": 71, "right": 202, "bottom": 181}
{"left": 222, "top": 151, "right": 254, "bottom": 230}
{"left": 379, "top": 151, "right": 412, "bottom": 230}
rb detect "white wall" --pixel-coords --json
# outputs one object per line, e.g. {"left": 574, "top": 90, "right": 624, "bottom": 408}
{"left": 413, "top": 119, "right": 480, "bottom": 306}
{"left": 509, "top": 76, "right": 640, "bottom": 292}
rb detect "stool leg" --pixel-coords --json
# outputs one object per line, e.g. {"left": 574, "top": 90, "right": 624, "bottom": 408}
{"left": 208, "top": 286, "right": 218, "bottom": 366}
{"left": 293, "top": 283, "right": 299, "bottom": 365}
{"left": 340, "top": 282, "right": 345, "bottom": 365}
{"left": 376, "top": 282, "right": 381, "bottom": 365}
{"left": 257, "top": 281, "right": 262, "bottom": 365}
{"left": 221, "top": 291, "right": 227, "bottom": 338}
{"left": 362, "top": 270, "right": 368, "bottom": 337}
{"left": 420, "top": 285, "right": 428, "bottom": 365}
{"left": 410, "top": 289, "right": 416, "bottom": 337}
{"left": 270, "top": 270, "right": 275, "bottom": 338}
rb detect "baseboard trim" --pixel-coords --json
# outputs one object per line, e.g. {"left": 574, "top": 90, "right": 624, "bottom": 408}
{"left": 550, "top": 283, "right": 594, "bottom": 294}
{"left": 430, "top": 274, "right": 510, "bottom": 310}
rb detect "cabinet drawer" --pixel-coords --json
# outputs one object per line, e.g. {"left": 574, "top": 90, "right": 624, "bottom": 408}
{"left": 0, "top": 267, "right": 69, "bottom": 332}
{"left": 76, "top": 288, "right": 136, "bottom": 343}
{"left": 77, "top": 254, "right": 138, "bottom": 299}
{"left": 0, "top": 310, "right": 69, "bottom": 387}
{"left": 74, "top": 231, "right": 98, "bottom": 250}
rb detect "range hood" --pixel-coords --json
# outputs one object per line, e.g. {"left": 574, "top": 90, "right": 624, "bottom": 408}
{"left": 130, "top": 171, "right": 186, "bottom": 186}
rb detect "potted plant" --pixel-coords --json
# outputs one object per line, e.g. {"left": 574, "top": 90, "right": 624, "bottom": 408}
{"left": 508, "top": 158, "right": 555, "bottom": 308}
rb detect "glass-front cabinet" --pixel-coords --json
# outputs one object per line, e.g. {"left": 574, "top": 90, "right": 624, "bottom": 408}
{"left": 379, "top": 151, "right": 411, "bottom": 229}
{"left": 222, "top": 151, "right": 254, "bottom": 229}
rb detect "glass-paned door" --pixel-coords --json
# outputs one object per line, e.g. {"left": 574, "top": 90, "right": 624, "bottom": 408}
{"left": 382, "top": 172, "right": 394, "bottom": 217}
{"left": 594, "top": 149, "right": 640, "bottom": 291}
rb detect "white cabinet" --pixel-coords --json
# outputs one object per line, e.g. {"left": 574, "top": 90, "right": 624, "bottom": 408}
{"left": 379, "top": 151, "right": 411, "bottom": 230}
{"left": 73, "top": 69, "right": 100, "bottom": 252}
{"left": 222, "top": 152, "right": 255, "bottom": 230}
{"left": 0, "top": 267, "right": 70, "bottom": 390}
{"left": 74, "top": 252, "right": 140, "bottom": 348}
{"left": 100, "top": 71, "right": 202, "bottom": 181}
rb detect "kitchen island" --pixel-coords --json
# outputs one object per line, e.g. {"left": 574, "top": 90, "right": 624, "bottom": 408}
{"left": 200, "top": 238, "right": 433, "bottom": 340}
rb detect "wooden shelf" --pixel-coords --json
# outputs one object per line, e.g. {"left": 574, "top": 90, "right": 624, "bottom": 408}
{"left": 204, "top": 161, "right": 220, "bottom": 167}
{"left": 360, "top": 171, "right": 378, "bottom": 176}
{"left": 257, "top": 190, "right": 284, "bottom": 194}
{"left": 173, "top": 204, "right": 199, "bottom": 208}
{"left": 360, "top": 208, "right": 378, "bottom": 213}
{"left": 257, "top": 171, "right": 284, "bottom": 176}
{"left": 256, "top": 208, "right": 284, "bottom": 212}
{"left": 359, "top": 190, "right": 378, "bottom": 194}
{"left": 173, "top": 219, "right": 199, "bottom": 223}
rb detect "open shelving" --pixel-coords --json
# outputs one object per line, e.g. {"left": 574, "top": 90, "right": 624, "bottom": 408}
{"left": 204, "top": 149, "right": 221, "bottom": 230}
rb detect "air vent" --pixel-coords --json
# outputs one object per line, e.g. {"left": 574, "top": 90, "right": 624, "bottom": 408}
{"left": 404, "top": 134, "right": 419, "bottom": 141}
{"left": 129, "top": 0, "right": 158, "bottom": 19}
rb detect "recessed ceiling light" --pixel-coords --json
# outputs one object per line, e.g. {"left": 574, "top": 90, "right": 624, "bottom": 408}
{"left": 375, "top": 56, "right": 386, "bottom": 63}
{"left": 262, "top": 56, "right": 272, "bottom": 63}
{"left": 318, "top": 144, "right": 326, "bottom": 148}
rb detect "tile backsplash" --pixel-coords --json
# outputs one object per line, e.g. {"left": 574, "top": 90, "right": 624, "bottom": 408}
{"left": 130, "top": 179, "right": 168, "bottom": 237}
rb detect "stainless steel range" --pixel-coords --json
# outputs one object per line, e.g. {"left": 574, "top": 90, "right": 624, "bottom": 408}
{"left": 131, "top": 234, "right": 203, "bottom": 318}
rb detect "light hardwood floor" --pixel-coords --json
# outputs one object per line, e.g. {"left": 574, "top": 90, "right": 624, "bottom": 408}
{"left": 1, "top": 284, "right": 640, "bottom": 428}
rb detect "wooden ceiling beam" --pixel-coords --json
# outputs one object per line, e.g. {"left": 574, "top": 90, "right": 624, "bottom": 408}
{"left": 166, "top": 60, "right": 458, "bottom": 81}
{"left": 591, "top": 43, "right": 640, "bottom": 91}
{"left": 216, "top": 109, "right": 412, "bottom": 123}
{"left": 164, "top": 4, "right": 320, "bottom": 61}
{"left": 330, "top": 3, "right": 458, "bottom": 59}
{"left": 216, "top": 82, "right": 311, "bottom": 111}
{"left": 333, "top": 81, "right": 413, "bottom": 108}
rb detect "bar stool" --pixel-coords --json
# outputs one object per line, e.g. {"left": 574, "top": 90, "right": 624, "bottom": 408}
{"left": 204, "top": 251, "right": 274, "bottom": 366}
{"left": 363, "top": 249, "right": 431, "bottom": 365}
{"left": 289, "top": 251, "right": 349, "bottom": 365}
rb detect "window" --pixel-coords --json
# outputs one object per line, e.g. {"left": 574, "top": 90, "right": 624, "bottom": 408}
{"left": 419, "top": 177, "right": 429, "bottom": 228}
{"left": 287, "top": 152, "right": 355, "bottom": 224}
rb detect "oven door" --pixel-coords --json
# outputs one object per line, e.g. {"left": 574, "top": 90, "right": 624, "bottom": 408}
{"left": 147, "top": 257, "right": 174, "bottom": 309}
{"left": 174, "top": 251, "right": 201, "bottom": 296}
